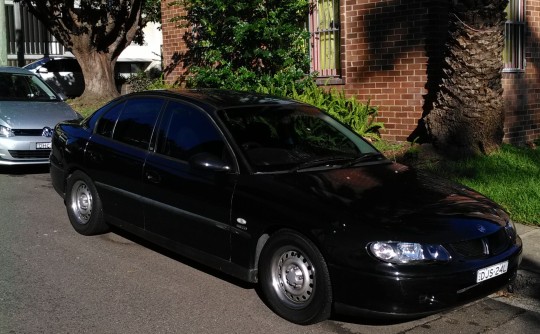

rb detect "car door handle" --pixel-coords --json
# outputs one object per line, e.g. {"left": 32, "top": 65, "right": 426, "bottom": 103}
{"left": 87, "top": 150, "right": 102, "bottom": 163}
{"left": 145, "top": 171, "right": 161, "bottom": 184}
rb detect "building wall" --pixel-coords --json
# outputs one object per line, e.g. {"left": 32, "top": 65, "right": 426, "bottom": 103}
{"left": 503, "top": 0, "right": 540, "bottom": 144}
{"left": 161, "top": 1, "right": 188, "bottom": 82}
{"left": 161, "top": 0, "right": 540, "bottom": 145}
{"left": 337, "top": 0, "right": 448, "bottom": 142}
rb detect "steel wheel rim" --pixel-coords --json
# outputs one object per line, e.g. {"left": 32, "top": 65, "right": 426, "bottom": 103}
{"left": 70, "top": 180, "right": 93, "bottom": 224}
{"left": 270, "top": 248, "right": 315, "bottom": 308}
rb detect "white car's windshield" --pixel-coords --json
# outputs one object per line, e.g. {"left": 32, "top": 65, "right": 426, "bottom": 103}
{"left": 0, "top": 73, "right": 59, "bottom": 101}
{"left": 220, "top": 105, "right": 382, "bottom": 172}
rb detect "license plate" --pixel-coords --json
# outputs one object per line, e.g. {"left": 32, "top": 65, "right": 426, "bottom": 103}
{"left": 36, "top": 142, "right": 51, "bottom": 149}
{"left": 476, "top": 261, "right": 508, "bottom": 283}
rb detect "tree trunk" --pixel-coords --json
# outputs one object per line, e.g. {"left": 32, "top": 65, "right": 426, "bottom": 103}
{"left": 424, "top": 0, "right": 508, "bottom": 157}
{"left": 20, "top": 1, "right": 145, "bottom": 104}
{"left": 74, "top": 50, "right": 119, "bottom": 104}
{"left": 70, "top": 32, "right": 121, "bottom": 104}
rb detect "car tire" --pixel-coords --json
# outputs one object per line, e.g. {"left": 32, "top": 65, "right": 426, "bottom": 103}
{"left": 259, "top": 230, "right": 332, "bottom": 325}
{"left": 65, "top": 171, "right": 108, "bottom": 235}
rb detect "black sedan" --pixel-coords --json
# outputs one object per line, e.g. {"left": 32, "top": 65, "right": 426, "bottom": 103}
{"left": 50, "top": 89, "right": 522, "bottom": 325}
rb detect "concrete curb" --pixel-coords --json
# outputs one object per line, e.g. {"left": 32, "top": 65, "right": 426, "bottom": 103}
{"left": 489, "top": 223, "right": 540, "bottom": 314}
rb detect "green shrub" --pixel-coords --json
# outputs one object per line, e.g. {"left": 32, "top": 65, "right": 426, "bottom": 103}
{"left": 126, "top": 69, "right": 174, "bottom": 92}
{"left": 175, "top": 0, "right": 311, "bottom": 84}
{"left": 288, "top": 81, "right": 384, "bottom": 140}
{"left": 171, "top": 0, "right": 383, "bottom": 139}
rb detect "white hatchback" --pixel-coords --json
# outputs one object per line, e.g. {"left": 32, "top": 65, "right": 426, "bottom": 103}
{"left": 0, "top": 66, "right": 81, "bottom": 166}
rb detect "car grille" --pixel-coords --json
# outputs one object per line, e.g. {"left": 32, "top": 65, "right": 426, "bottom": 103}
{"left": 8, "top": 150, "right": 51, "bottom": 159}
{"left": 448, "top": 229, "right": 511, "bottom": 259}
{"left": 12, "top": 129, "right": 44, "bottom": 136}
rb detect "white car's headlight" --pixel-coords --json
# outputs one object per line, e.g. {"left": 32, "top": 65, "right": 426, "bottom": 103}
{"left": 0, "top": 125, "right": 14, "bottom": 137}
{"left": 369, "top": 241, "right": 451, "bottom": 264}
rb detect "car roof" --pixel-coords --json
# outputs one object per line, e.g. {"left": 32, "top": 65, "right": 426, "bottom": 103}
{"left": 126, "top": 88, "right": 306, "bottom": 111}
{"left": 26, "top": 56, "right": 76, "bottom": 62}
{"left": 0, "top": 66, "right": 36, "bottom": 75}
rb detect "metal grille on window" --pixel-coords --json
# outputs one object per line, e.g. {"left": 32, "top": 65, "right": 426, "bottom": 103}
{"left": 309, "top": 0, "right": 340, "bottom": 77}
{"left": 504, "top": 0, "right": 525, "bottom": 71}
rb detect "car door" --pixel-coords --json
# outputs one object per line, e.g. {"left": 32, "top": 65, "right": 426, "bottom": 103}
{"left": 85, "top": 97, "right": 165, "bottom": 229}
{"left": 143, "top": 100, "right": 236, "bottom": 260}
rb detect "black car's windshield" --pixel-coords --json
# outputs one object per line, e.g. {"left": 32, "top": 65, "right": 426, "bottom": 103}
{"left": 0, "top": 73, "right": 59, "bottom": 101}
{"left": 219, "top": 105, "right": 383, "bottom": 173}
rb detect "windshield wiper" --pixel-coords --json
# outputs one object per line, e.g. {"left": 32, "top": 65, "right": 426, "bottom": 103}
{"left": 289, "top": 156, "right": 354, "bottom": 172}
{"left": 342, "top": 152, "right": 385, "bottom": 167}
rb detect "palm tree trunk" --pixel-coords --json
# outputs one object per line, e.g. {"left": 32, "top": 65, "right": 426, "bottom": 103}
{"left": 424, "top": 0, "right": 508, "bottom": 156}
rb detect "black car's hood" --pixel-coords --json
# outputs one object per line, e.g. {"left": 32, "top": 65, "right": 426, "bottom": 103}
{"left": 270, "top": 161, "right": 509, "bottom": 243}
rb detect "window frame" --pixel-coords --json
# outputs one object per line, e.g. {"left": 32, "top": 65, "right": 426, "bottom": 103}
{"left": 503, "top": 0, "right": 526, "bottom": 72}
{"left": 308, "top": 0, "right": 341, "bottom": 78}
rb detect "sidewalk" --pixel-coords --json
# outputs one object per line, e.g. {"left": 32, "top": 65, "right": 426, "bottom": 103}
{"left": 490, "top": 223, "right": 540, "bottom": 314}
{"left": 514, "top": 223, "right": 540, "bottom": 276}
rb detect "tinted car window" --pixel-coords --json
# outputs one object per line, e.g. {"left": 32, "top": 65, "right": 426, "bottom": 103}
{"left": 112, "top": 98, "right": 164, "bottom": 149}
{"left": 156, "top": 101, "right": 226, "bottom": 161}
{"left": 95, "top": 102, "right": 125, "bottom": 138}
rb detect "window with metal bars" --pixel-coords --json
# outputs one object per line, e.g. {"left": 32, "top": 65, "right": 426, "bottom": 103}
{"left": 308, "top": 0, "right": 341, "bottom": 77}
{"left": 503, "top": 0, "right": 525, "bottom": 71}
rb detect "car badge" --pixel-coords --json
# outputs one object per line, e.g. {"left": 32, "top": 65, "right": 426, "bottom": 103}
{"left": 42, "top": 127, "right": 53, "bottom": 138}
{"left": 477, "top": 224, "right": 486, "bottom": 233}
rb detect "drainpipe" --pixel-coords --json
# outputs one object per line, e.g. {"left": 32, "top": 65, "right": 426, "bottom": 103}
{"left": 0, "top": 0, "right": 7, "bottom": 65}
{"left": 13, "top": 0, "right": 24, "bottom": 67}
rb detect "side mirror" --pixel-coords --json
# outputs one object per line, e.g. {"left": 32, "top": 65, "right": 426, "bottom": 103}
{"left": 56, "top": 92, "right": 68, "bottom": 101}
{"left": 37, "top": 67, "right": 49, "bottom": 74}
{"left": 189, "top": 152, "right": 232, "bottom": 172}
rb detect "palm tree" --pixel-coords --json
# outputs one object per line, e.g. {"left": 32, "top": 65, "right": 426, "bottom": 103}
{"left": 424, "top": 0, "right": 508, "bottom": 156}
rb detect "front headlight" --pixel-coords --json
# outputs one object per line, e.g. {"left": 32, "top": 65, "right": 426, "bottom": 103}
{"left": 505, "top": 220, "right": 517, "bottom": 242}
{"left": 369, "top": 241, "right": 451, "bottom": 264}
{"left": 0, "top": 125, "right": 14, "bottom": 137}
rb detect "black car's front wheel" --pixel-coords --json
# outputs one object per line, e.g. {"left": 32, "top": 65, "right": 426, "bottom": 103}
{"left": 259, "top": 230, "right": 332, "bottom": 325}
{"left": 65, "top": 171, "right": 108, "bottom": 236}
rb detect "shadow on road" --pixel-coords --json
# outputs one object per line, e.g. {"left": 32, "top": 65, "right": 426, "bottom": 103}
{"left": 105, "top": 227, "right": 440, "bottom": 327}
{"left": 105, "top": 226, "right": 255, "bottom": 290}
{"left": 515, "top": 257, "right": 540, "bottom": 301}
{"left": 0, "top": 165, "right": 50, "bottom": 175}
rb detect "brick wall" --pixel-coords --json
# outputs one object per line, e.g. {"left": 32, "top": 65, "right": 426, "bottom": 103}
{"left": 338, "top": 0, "right": 448, "bottom": 142}
{"left": 161, "top": 0, "right": 188, "bottom": 82}
{"left": 161, "top": 0, "right": 540, "bottom": 145}
{"left": 502, "top": 0, "right": 540, "bottom": 144}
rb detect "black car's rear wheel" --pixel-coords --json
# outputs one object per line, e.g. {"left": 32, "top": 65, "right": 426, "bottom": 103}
{"left": 259, "top": 230, "right": 332, "bottom": 325}
{"left": 66, "top": 171, "right": 108, "bottom": 235}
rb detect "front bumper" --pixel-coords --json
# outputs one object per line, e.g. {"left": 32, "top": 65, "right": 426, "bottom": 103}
{"left": 331, "top": 238, "right": 522, "bottom": 319}
{"left": 0, "top": 137, "right": 51, "bottom": 165}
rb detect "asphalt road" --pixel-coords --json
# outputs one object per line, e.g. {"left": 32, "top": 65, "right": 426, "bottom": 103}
{"left": 1, "top": 166, "right": 539, "bottom": 334}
